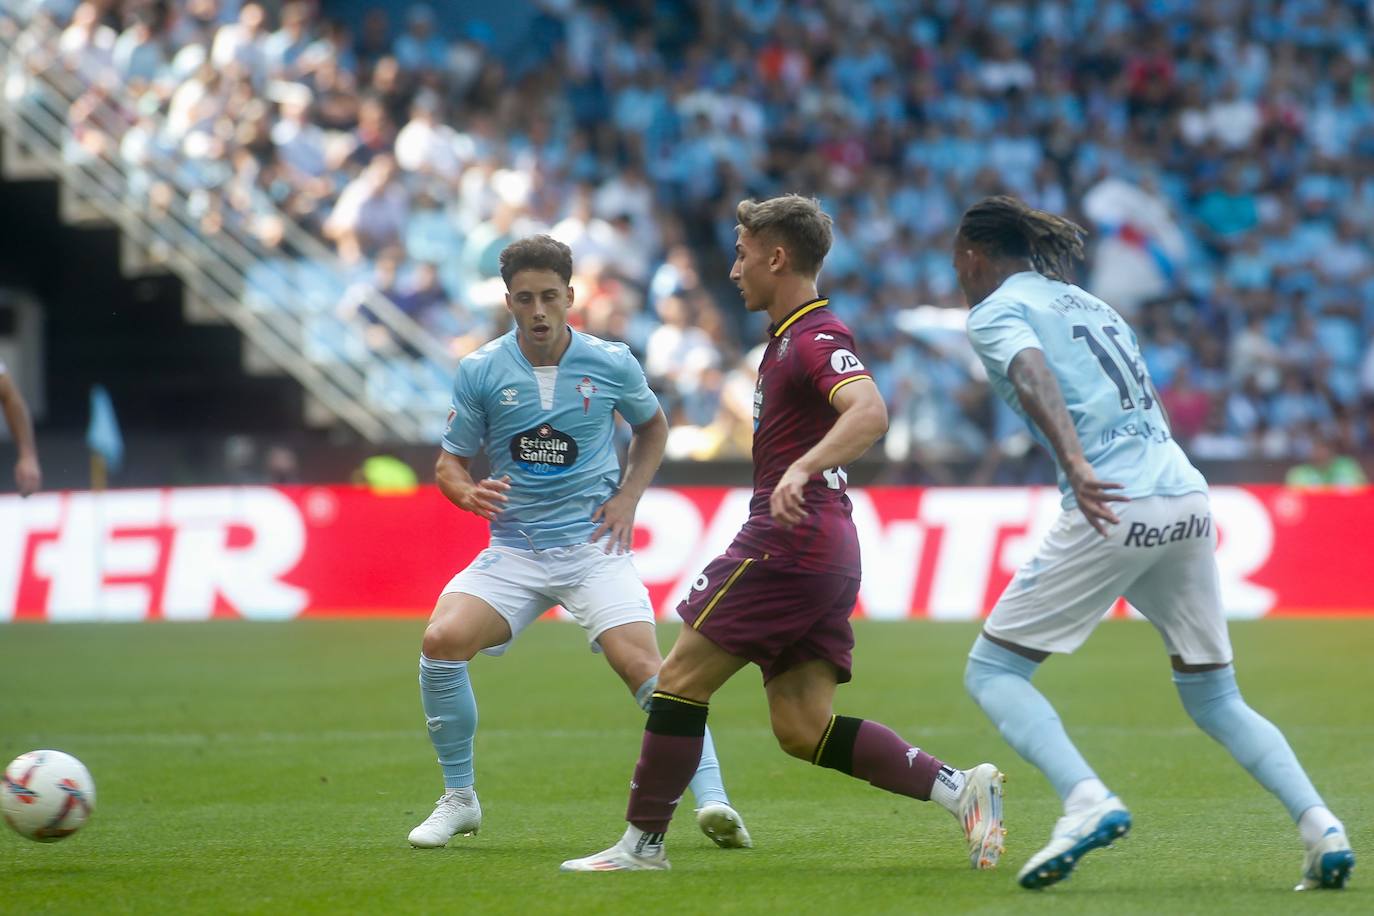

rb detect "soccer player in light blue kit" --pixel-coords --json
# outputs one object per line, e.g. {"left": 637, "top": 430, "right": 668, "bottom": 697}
{"left": 408, "top": 236, "right": 750, "bottom": 850}
{"left": 954, "top": 197, "right": 1355, "bottom": 891}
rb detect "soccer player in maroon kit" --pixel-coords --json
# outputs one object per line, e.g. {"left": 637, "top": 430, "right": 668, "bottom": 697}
{"left": 562, "top": 195, "right": 1006, "bottom": 873}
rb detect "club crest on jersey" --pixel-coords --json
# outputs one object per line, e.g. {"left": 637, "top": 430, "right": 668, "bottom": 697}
{"left": 576, "top": 376, "right": 597, "bottom": 414}
{"left": 500, "top": 387, "right": 519, "bottom": 406}
{"left": 510, "top": 422, "right": 579, "bottom": 476}
{"left": 830, "top": 349, "right": 864, "bottom": 373}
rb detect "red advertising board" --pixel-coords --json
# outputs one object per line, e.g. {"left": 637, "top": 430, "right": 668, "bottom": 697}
{"left": 1, "top": 485, "right": 1369, "bottom": 622}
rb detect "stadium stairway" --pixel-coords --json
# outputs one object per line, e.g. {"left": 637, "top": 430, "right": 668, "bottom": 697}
{"left": 0, "top": 21, "right": 454, "bottom": 443}
{"left": 0, "top": 152, "right": 311, "bottom": 435}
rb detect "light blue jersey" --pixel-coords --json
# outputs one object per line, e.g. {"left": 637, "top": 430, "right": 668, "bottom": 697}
{"left": 441, "top": 328, "right": 661, "bottom": 549}
{"left": 966, "top": 271, "right": 1206, "bottom": 508}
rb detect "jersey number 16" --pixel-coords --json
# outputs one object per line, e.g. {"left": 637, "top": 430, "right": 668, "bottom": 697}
{"left": 1072, "top": 324, "right": 1154, "bottom": 411}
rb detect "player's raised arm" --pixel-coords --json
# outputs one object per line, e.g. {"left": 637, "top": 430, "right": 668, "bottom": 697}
{"left": 770, "top": 378, "right": 887, "bottom": 528}
{"left": 435, "top": 450, "right": 509, "bottom": 521}
{"left": 1006, "top": 347, "right": 1127, "bottom": 536}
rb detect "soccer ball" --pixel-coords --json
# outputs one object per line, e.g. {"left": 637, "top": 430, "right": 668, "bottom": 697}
{"left": 2, "top": 750, "right": 96, "bottom": 842}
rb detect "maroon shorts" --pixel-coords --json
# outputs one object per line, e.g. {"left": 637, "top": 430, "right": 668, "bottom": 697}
{"left": 676, "top": 547, "right": 860, "bottom": 684}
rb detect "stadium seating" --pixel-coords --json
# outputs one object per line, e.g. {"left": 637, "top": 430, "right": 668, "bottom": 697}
{"left": 2, "top": 0, "right": 1370, "bottom": 475}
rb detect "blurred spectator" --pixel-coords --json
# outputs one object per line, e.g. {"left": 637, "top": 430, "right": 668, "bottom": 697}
{"left": 323, "top": 153, "right": 409, "bottom": 262}
{"left": 263, "top": 2, "right": 314, "bottom": 80}
{"left": 59, "top": 3, "right": 116, "bottom": 84}
{"left": 393, "top": 4, "right": 447, "bottom": 77}
{"left": 1230, "top": 314, "right": 1284, "bottom": 393}
{"left": 1082, "top": 177, "right": 1187, "bottom": 317}
{"left": 269, "top": 82, "right": 328, "bottom": 183}
{"left": 1285, "top": 435, "right": 1368, "bottom": 489}
{"left": 395, "top": 261, "right": 463, "bottom": 338}
{"left": 1160, "top": 366, "right": 1211, "bottom": 445}
{"left": 210, "top": 2, "right": 268, "bottom": 87}
{"left": 1190, "top": 402, "right": 1249, "bottom": 461}
{"left": 111, "top": 5, "right": 165, "bottom": 83}
{"left": 394, "top": 90, "right": 474, "bottom": 181}
{"left": 353, "top": 453, "right": 419, "bottom": 494}
{"left": 265, "top": 444, "right": 302, "bottom": 484}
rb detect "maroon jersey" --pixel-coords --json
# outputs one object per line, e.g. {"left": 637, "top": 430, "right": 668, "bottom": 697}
{"left": 733, "top": 297, "right": 873, "bottom": 576}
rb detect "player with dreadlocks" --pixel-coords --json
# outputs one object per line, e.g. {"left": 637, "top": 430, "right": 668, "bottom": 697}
{"left": 953, "top": 195, "right": 1355, "bottom": 892}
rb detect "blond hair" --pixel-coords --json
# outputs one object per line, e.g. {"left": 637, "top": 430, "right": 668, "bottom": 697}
{"left": 736, "top": 194, "right": 833, "bottom": 276}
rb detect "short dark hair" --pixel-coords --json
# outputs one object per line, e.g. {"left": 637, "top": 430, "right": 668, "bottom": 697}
{"left": 736, "top": 195, "right": 833, "bottom": 276}
{"left": 498, "top": 235, "right": 573, "bottom": 286}
{"left": 956, "top": 195, "right": 1087, "bottom": 283}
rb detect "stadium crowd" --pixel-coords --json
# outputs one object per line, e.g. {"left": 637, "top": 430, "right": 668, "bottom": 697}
{"left": 4, "top": 0, "right": 1373, "bottom": 479}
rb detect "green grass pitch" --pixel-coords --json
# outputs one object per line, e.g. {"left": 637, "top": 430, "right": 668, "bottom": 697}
{"left": 2, "top": 619, "right": 1369, "bottom": 914}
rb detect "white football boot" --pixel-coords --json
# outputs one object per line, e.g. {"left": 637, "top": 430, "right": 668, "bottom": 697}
{"left": 1018, "top": 795, "right": 1130, "bottom": 889}
{"left": 407, "top": 788, "right": 481, "bottom": 848}
{"left": 956, "top": 763, "right": 1006, "bottom": 869}
{"left": 1295, "top": 827, "right": 1355, "bottom": 890}
{"left": 560, "top": 826, "right": 670, "bottom": 872}
{"left": 695, "top": 802, "right": 753, "bottom": 849}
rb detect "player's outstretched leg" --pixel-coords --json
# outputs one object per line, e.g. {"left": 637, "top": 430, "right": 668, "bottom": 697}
{"left": 635, "top": 675, "right": 751, "bottom": 849}
{"left": 561, "top": 691, "right": 709, "bottom": 872}
{"left": 1173, "top": 666, "right": 1355, "bottom": 890}
{"left": 808, "top": 713, "right": 1006, "bottom": 869}
{"left": 409, "top": 654, "right": 482, "bottom": 847}
{"left": 964, "top": 635, "right": 1131, "bottom": 888}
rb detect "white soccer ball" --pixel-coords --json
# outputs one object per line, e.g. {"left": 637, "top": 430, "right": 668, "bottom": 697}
{"left": 2, "top": 750, "right": 96, "bottom": 842}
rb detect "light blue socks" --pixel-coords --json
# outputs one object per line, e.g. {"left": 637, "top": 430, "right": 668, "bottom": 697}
{"left": 636, "top": 675, "right": 729, "bottom": 807}
{"left": 417, "top": 659, "right": 731, "bottom": 804}
{"left": 966, "top": 636, "right": 1330, "bottom": 829}
{"left": 419, "top": 654, "right": 478, "bottom": 789}
{"left": 1173, "top": 666, "right": 1325, "bottom": 822}
{"left": 965, "top": 635, "right": 1099, "bottom": 800}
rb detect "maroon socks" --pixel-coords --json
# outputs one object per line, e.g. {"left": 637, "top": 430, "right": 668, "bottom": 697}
{"left": 624, "top": 692, "right": 708, "bottom": 833}
{"left": 814, "top": 714, "right": 956, "bottom": 802}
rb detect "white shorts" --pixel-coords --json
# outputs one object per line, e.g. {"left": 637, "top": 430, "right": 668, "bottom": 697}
{"left": 438, "top": 543, "right": 653, "bottom": 656}
{"left": 985, "top": 491, "right": 1233, "bottom": 665}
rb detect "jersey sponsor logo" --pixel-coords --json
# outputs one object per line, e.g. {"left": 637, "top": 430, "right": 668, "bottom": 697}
{"left": 830, "top": 349, "right": 864, "bottom": 373}
{"left": 576, "top": 376, "right": 597, "bottom": 415}
{"left": 509, "top": 423, "right": 579, "bottom": 476}
{"left": 1124, "top": 513, "right": 1211, "bottom": 548}
{"left": 499, "top": 387, "right": 519, "bottom": 406}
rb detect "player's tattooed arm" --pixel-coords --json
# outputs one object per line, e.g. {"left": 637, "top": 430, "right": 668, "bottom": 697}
{"left": 771, "top": 378, "right": 887, "bottom": 528}
{"left": 435, "top": 450, "right": 509, "bottom": 522}
{"left": 594, "top": 407, "right": 668, "bottom": 553}
{"left": 1007, "top": 348, "right": 1128, "bottom": 536}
